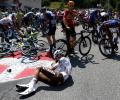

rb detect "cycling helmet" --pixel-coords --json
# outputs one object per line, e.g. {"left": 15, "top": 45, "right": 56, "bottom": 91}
{"left": 67, "top": 0, "right": 75, "bottom": 7}
{"left": 53, "top": 50, "right": 65, "bottom": 60}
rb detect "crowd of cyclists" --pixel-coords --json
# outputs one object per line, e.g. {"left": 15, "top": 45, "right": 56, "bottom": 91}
{"left": 0, "top": 0, "right": 120, "bottom": 57}
{"left": 0, "top": 0, "right": 120, "bottom": 95}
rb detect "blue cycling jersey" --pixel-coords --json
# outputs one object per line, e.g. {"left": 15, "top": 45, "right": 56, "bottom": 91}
{"left": 104, "top": 19, "right": 119, "bottom": 26}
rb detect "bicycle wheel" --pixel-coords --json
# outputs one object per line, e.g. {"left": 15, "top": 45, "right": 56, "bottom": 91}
{"left": 99, "top": 39, "right": 113, "bottom": 57}
{"left": 50, "top": 39, "right": 68, "bottom": 58}
{"left": 79, "top": 36, "right": 91, "bottom": 56}
{"left": 36, "top": 40, "right": 49, "bottom": 52}
{"left": 0, "top": 43, "right": 11, "bottom": 55}
{"left": 21, "top": 42, "right": 31, "bottom": 56}
{"left": 92, "top": 30, "right": 99, "bottom": 44}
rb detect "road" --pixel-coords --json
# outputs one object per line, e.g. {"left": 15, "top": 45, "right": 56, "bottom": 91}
{"left": 0, "top": 25, "right": 120, "bottom": 100}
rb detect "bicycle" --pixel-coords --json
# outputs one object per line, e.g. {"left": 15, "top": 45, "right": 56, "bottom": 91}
{"left": 99, "top": 27, "right": 119, "bottom": 57}
{"left": 0, "top": 28, "right": 23, "bottom": 56}
{"left": 0, "top": 28, "right": 49, "bottom": 58}
{"left": 21, "top": 38, "right": 49, "bottom": 58}
{"left": 0, "top": 38, "right": 24, "bottom": 56}
{"left": 50, "top": 30, "right": 92, "bottom": 58}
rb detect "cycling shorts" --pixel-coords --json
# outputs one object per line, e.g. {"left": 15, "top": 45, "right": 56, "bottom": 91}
{"left": 47, "top": 26, "right": 56, "bottom": 36}
{"left": 66, "top": 27, "right": 76, "bottom": 40}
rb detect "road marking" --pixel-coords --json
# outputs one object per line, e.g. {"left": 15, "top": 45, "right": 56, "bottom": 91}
{"left": 0, "top": 52, "right": 54, "bottom": 83}
{"left": 0, "top": 64, "right": 8, "bottom": 74}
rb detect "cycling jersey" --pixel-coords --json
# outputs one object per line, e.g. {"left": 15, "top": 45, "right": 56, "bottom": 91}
{"left": 103, "top": 19, "right": 119, "bottom": 27}
{"left": 45, "top": 11, "right": 57, "bottom": 27}
{"left": 54, "top": 57, "right": 72, "bottom": 82}
{"left": 89, "top": 10, "right": 98, "bottom": 23}
{"left": 0, "top": 17, "right": 12, "bottom": 25}
{"left": 63, "top": 9, "right": 77, "bottom": 28}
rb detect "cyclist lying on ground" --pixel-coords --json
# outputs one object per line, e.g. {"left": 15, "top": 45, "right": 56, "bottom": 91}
{"left": 16, "top": 50, "right": 72, "bottom": 95}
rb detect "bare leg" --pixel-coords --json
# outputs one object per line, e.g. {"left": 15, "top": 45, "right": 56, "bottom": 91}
{"left": 52, "top": 35, "right": 56, "bottom": 44}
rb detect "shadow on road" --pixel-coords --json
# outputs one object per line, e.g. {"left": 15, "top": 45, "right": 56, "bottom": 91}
{"left": 68, "top": 54, "right": 99, "bottom": 68}
{"left": 19, "top": 76, "right": 74, "bottom": 99}
{"left": 102, "top": 53, "right": 120, "bottom": 61}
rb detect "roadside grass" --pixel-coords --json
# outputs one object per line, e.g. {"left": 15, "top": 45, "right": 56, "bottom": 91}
{"left": 48, "top": 1, "right": 67, "bottom": 9}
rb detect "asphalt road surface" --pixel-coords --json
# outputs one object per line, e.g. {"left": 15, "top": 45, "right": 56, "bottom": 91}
{"left": 0, "top": 25, "right": 120, "bottom": 100}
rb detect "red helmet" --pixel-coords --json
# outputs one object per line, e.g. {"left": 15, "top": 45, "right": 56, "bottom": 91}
{"left": 67, "top": 0, "right": 75, "bottom": 7}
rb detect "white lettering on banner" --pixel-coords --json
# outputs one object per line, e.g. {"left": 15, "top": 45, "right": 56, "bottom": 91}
{"left": 0, "top": 57, "right": 53, "bottom": 83}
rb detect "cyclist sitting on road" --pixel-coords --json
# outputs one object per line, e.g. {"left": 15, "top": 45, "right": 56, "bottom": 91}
{"left": 101, "top": 19, "right": 120, "bottom": 50}
{"left": 16, "top": 50, "right": 72, "bottom": 95}
{"left": 63, "top": 0, "right": 78, "bottom": 54}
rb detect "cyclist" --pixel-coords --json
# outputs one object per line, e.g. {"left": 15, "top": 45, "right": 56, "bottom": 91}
{"left": 0, "top": 13, "right": 17, "bottom": 42}
{"left": 22, "top": 11, "right": 35, "bottom": 27}
{"left": 40, "top": 7, "right": 57, "bottom": 52}
{"left": 63, "top": 0, "right": 78, "bottom": 54}
{"left": 101, "top": 19, "right": 120, "bottom": 50}
{"left": 100, "top": 11, "right": 109, "bottom": 22}
{"left": 16, "top": 50, "right": 72, "bottom": 95}
{"left": 89, "top": 9, "right": 101, "bottom": 29}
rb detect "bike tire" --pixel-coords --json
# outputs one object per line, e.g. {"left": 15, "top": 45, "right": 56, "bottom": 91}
{"left": 92, "top": 30, "right": 99, "bottom": 44}
{"left": 99, "top": 39, "right": 113, "bottom": 57}
{"left": 36, "top": 40, "right": 49, "bottom": 52}
{"left": 50, "top": 39, "right": 68, "bottom": 58}
{"left": 79, "top": 36, "right": 91, "bottom": 56}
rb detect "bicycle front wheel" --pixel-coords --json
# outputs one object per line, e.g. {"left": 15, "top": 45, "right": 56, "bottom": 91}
{"left": 79, "top": 36, "right": 91, "bottom": 56}
{"left": 50, "top": 39, "right": 68, "bottom": 58}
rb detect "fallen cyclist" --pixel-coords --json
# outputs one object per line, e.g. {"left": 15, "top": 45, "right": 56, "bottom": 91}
{"left": 16, "top": 50, "right": 72, "bottom": 95}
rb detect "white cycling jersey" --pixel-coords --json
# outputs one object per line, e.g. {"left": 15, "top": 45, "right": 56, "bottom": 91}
{"left": 0, "top": 17, "right": 12, "bottom": 25}
{"left": 53, "top": 57, "right": 72, "bottom": 82}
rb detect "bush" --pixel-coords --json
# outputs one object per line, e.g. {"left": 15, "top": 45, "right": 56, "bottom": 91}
{"left": 42, "top": 0, "right": 50, "bottom": 6}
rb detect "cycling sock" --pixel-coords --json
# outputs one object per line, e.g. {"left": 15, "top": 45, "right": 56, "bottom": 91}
{"left": 28, "top": 77, "right": 38, "bottom": 88}
{"left": 50, "top": 45, "right": 53, "bottom": 51}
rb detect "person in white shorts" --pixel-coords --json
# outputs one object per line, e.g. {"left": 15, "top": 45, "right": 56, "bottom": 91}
{"left": 16, "top": 50, "right": 72, "bottom": 95}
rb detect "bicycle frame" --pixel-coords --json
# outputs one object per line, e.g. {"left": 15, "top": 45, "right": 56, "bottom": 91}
{"left": 74, "top": 31, "right": 86, "bottom": 46}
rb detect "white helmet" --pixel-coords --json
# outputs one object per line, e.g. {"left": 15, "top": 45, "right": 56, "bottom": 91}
{"left": 53, "top": 50, "right": 65, "bottom": 60}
